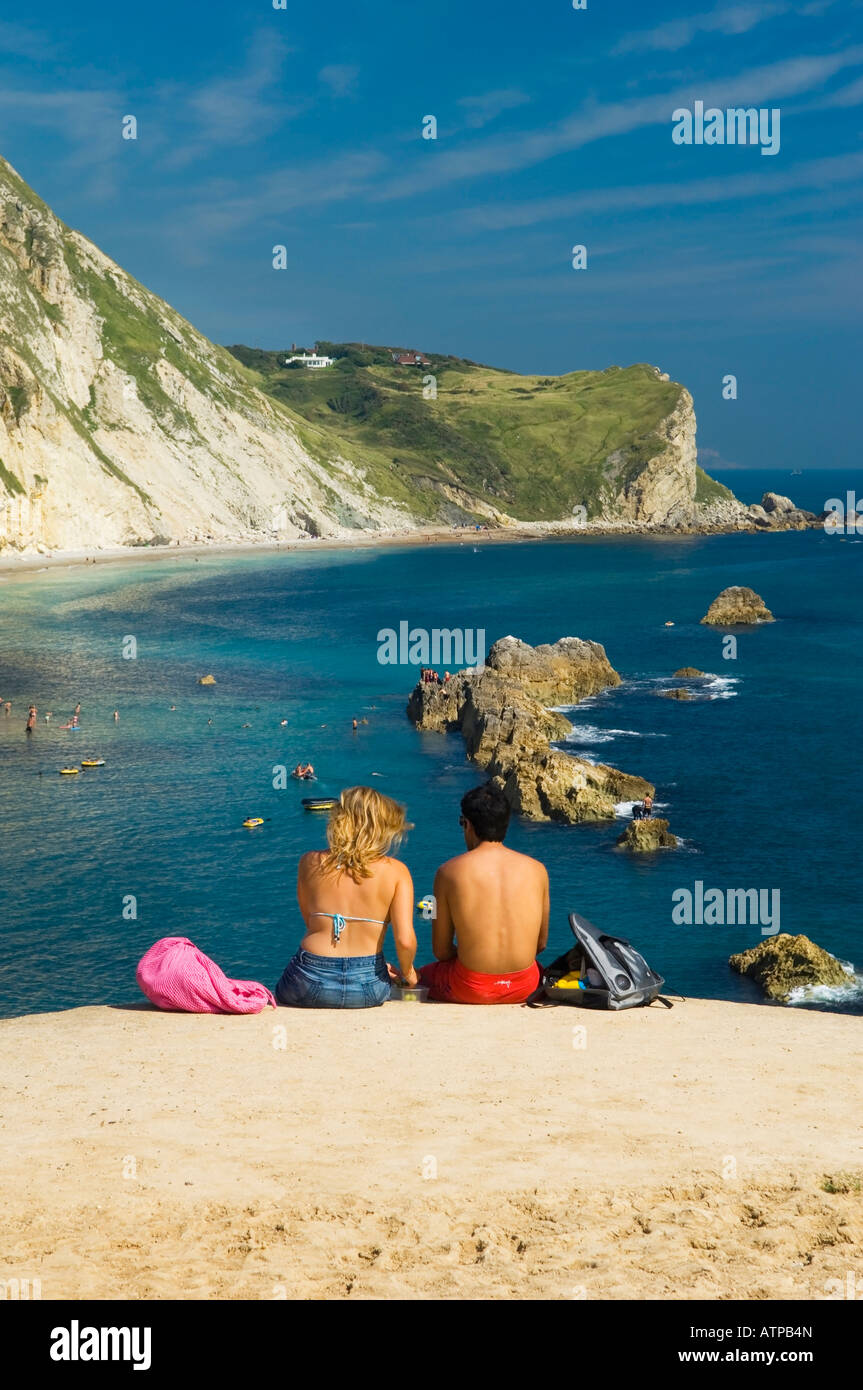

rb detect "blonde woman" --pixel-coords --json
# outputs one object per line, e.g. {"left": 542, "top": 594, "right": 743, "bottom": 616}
{"left": 276, "top": 786, "right": 418, "bottom": 1008}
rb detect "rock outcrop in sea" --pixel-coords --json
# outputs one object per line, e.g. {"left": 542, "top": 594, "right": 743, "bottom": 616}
{"left": 701, "top": 586, "right": 774, "bottom": 626}
{"left": 616, "top": 818, "right": 678, "bottom": 851}
{"left": 729, "top": 934, "right": 849, "bottom": 1001}
{"left": 691, "top": 491, "right": 818, "bottom": 535}
{"left": 476, "top": 635, "right": 620, "bottom": 704}
{"left": 407, "top": 636, "right": 649, "bottom": 824}
{"left": 673, "top": 666, "right": 705, "bottom": 677}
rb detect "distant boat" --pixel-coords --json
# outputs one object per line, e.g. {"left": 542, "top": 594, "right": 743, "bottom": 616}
{"left": 790, "top": 469, "right": 803, "bottom": 476}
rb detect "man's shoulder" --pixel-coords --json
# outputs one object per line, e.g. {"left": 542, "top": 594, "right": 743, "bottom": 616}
{"left": 437, "top": 846, "right": 548, "bottom": 877}
{"left": 508, "top": 846, "right": 549, "bottom": 876}
{"left": 435, "top": 852, "right": 471, "bottom": 879}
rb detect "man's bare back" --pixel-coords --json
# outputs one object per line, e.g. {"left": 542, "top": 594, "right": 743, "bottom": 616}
{"left": 432, "top": 843, "right": 549, "bottom": 973}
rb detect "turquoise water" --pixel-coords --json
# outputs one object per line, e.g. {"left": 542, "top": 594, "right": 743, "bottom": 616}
{"left": 1, "top": 469, "right": 861, "bottom": 1018}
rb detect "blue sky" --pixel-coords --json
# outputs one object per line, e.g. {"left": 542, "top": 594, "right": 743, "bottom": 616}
{"left": 1, "top": 0, "right": 861, "bottom": 471}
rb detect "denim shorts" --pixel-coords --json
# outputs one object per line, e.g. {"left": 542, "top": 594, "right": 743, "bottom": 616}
{"left": 275, "top": 949, "right": 391, "bottom": 1009}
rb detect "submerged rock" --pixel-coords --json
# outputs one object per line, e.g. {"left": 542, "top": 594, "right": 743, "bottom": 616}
{"left": 407, "top": 637, "right": 649, "bottom": 824}
{"left": 701, "top": 586, "right": 774, "bottom": 626}
{"left": 673, "top": 666, "right": 705, "bottom": 677}
{"left": 658, "top": 687, "right": 692, "bottom": 700}
{"left": 729, "top": 934, "right": 848, "bottom": 1002}
{"left": 616, "top": 818, "right": 677, "bottom": 851}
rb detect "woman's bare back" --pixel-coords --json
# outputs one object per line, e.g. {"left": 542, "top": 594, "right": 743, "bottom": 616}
{"left": 297, "top": 851, "right": 405, "bottom": 956}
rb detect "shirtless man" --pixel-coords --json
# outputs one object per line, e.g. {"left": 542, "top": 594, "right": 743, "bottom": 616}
{"left": 419, "top": 782, "right": 549, "bottom": 1004}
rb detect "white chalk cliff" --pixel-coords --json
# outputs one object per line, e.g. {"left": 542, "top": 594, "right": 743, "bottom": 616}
{"left": 0, "top": 156, "right": 411, "bottom": 553}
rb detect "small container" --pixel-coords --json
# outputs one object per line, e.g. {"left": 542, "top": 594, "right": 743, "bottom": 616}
{"left": 390, "top": 984, "right": 430, "bottom": 1003}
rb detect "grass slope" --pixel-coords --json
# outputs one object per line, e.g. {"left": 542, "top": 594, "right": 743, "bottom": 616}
{"left": 228, "top": 343, "right": 691, "bottom": 521}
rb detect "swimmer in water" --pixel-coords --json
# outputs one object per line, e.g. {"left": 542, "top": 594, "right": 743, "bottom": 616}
{"left": 113, "top": 710, "right": 119, "bottom": 722}
{"left": 26, "top": 704, "right": 36, "bottom": 734}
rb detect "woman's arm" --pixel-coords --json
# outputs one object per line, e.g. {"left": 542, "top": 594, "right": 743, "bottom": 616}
{"left": 388, "top": 864, "right": 418, "bottom": 985}
{"left": 296, "top": 852, "right": 314, "bottom": 926}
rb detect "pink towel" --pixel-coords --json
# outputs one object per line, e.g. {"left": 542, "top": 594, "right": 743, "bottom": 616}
{"left": 136, "top": 937, "right": 276, "bottom": 1014}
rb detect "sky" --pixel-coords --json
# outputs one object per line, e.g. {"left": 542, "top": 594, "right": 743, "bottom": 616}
{"left": 1, "top": 0, "right": 861, "bottom": 471}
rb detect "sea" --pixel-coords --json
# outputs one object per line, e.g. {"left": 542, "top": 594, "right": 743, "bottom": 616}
{"left": 1, "top": 467, "right": 860, "bottom": 1018}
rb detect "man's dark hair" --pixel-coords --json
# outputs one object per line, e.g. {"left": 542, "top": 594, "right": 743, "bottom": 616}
{"left": 461, "top": 782, "right": 510, "bottom": 842}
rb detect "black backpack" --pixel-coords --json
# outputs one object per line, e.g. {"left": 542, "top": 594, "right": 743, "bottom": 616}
{"left": 534, "top": 911, "right": 672, "bottom": 1010}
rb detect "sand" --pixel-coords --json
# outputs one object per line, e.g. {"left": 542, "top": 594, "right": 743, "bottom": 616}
{"left": 2, "top": 997, "right": 861, "bottom": 1300}
{"left": 0, "top": 525, "right": 553, "bottom": 579}
{"left": 0, "top": 509, "right": 783, "bottom": 581}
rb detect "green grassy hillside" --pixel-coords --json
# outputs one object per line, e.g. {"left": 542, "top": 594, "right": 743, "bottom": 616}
{"left": 227, "top": 344, "right": 695, "bottom": 522}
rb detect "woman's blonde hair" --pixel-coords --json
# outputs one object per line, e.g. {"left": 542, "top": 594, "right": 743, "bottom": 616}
{"left": 322, "top": 786, "right": 412, "bottom": 879}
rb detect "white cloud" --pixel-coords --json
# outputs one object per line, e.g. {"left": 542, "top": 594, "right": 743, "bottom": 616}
{"left": 370, "top": 46, "right": 863, "bottom": 202}
{"left": 319, "top": 64, "right": 359, "bottom": 97}
{"left": 456, "top": 89, "right": 530, "bottom": 129}
{"left": 454, "top": 151, "right": 863, "bottom": 231}
{"left": 614, "top": 2, "right": 790, "bottom": 55}
{"left": 0, "top": 20, "right": 60, "bottom": 62}
{"left": 161, "top": 31, "right": 298, "bottom": 170}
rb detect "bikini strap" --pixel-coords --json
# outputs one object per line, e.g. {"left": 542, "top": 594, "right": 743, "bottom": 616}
{"left": 308, "top": 911, "right": 386, "bottom": 945}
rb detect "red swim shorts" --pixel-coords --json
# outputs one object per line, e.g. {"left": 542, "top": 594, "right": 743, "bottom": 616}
{"left": 418, "top": 957, "right": 540, "bottom": 1004}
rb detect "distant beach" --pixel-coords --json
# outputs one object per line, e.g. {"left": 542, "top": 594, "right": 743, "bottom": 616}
{"left": 0, "top": 463, "right": 832, "bottom": 579}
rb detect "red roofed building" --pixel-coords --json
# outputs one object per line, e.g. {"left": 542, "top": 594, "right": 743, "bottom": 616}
{"left": 391, "top": 350, "right": 431, "bottom": 366}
